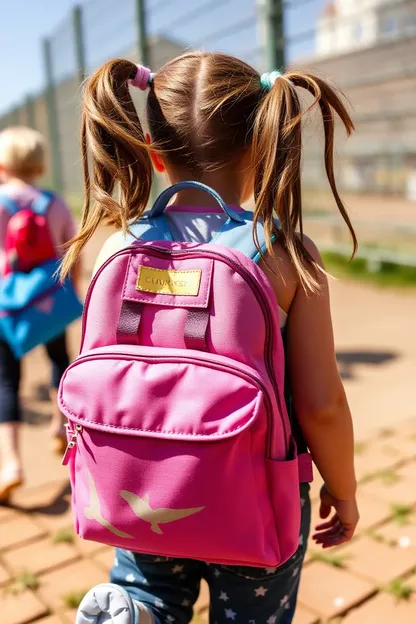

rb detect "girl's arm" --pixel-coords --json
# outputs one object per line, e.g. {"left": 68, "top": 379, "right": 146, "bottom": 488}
{"left": 285, "top": 238, "right": 358, "bottom": 546}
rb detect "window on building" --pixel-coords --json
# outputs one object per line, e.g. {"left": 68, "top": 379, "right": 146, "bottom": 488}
{"left": 405, "top": 12, "right": 416, "bottom": 34}
{"left": 381, "top": 16, "right": 398, "bottom": 36}
{"left": 353, "top": 23, "right": 363, "bottom": 42}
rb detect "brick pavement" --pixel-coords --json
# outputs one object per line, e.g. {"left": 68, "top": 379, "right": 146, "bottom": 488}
{"left": 1, "top": 420, "right": 415, "bottom": 623}
{"left": 1, "top": 229, "right": 415, "bottom": 623}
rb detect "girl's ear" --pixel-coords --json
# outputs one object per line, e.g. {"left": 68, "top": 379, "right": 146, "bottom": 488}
{"left": 146, "top": 133, "right": 166, "bottom": 173}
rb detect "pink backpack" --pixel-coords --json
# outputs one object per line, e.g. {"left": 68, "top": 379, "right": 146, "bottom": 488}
{"left": 59, "top": 182, "right": 312, "bottom": 568}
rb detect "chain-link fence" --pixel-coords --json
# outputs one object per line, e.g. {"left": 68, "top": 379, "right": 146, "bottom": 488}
{"left": 1, "top": 0, "right": 416, "bottom": 238}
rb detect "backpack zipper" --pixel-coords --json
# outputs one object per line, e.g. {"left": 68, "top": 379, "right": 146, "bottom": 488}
{"left": 62, "top": 424, "right": 82, "bottom": 466}
{"left": 62, "top": 350, "right": 273, "bottom": 456}
{"left": 80, "top": 245, "right": 288, "bottom": 457}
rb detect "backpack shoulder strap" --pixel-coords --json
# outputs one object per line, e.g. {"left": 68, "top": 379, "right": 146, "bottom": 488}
{"left": 0, "top": 194, "right": 20, "bottom": 216}
{"left": 31, "top": 190, "right": 55, "bottom": 216}
{"left": 212, "top": 212, "right": 279, "bottom": 264}
{"left": 115, "top": 214, "right": 174, "bottom": 247}
{"left": 116, "top": 212, "right": 279, "bottom": 260}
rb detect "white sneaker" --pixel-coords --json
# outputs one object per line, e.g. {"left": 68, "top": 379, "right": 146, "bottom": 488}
{"left": 76, "top": 583, "right": 149, "bottom": 624}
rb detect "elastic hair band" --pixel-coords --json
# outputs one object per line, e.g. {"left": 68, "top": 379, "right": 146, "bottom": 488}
{"left": 129, "top": 65, "right": 154, "bottom": 91}
{"left": 260, "top": 70, "right": 286, "bottom": 91}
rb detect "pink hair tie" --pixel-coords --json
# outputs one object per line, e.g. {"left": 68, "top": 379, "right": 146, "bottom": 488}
{"left": 129, "top": 65, "right": 153, "bottom": 91}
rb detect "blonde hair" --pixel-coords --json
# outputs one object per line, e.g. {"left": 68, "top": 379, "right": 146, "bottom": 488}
{"left": 0, "top": 127, "right": 46, "bottom": 176}
{"left": 61, "top": 52, "right": 356, "bottom": 290}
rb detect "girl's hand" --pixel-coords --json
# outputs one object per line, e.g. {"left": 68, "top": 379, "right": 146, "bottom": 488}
{"left": 312, "top": 485, "right": 359, "bottom": 548}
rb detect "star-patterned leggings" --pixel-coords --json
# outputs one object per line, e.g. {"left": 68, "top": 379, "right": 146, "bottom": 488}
{"left": 110, "top": 484, "right": 310, "bottom": 624}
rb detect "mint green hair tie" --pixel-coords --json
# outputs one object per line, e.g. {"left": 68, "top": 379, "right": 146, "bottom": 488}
{"left": 260, "top": 71, "right": 282, "bottom": 91}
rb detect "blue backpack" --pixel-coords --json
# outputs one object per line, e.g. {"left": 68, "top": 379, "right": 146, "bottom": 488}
{"left": 0, "top": 191, "right": 83, "bottom": 358}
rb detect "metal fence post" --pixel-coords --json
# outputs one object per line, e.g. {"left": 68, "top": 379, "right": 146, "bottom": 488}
{"left": 25, "top": 95, "right": 36, "bottom": 129}
{"left": 135, "top": 0, "right": 150, "bottom": 66}
{"left": 43, "top": 38, "right": 63, "bottom": 193}
{"left": 258, "top": 0, "right": 285, "bottom": 70}
{"left": 135, "top": 0, "right": 159, "bottom": 203}
{"left": 10, "top": 107, "right": 20, "bottom": 126}
{"left": 73, "top": 4, "right": 86, "bottom": 84}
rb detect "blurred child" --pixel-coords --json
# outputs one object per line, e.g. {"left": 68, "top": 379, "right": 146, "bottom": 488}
{"left": 0, "top": 127, "right": 81, "bottom": 501}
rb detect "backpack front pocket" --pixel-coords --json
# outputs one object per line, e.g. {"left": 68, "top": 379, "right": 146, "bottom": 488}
{"left": 59, "top": 344, "right": 287, "bottom": 566}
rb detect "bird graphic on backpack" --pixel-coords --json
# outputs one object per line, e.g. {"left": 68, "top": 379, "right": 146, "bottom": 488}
{"left": 84, "top": 470, "right": 205, "bottom": 537}
{"left": 120, "top": 490, "right": 205, "bottom": 535}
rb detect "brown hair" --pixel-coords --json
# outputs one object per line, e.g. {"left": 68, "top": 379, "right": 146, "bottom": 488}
{"left": 61, "top": 51, "right": 356, "bottom": 290}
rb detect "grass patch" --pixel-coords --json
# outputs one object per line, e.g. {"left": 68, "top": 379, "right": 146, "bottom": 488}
{"left": 381, "top": 444, "right": 400, "bottom": 457}
{"left": 16, "top": 570, "right": 39, "bottom": 591}
{"left": 354, "top": 442, "right": 368, "bottom": 456}
{"left": 53, "top": 528, "right": 74, "bottom": 544}
{"left": 391, "top": 504, "right": 413, "bottom": 526}
{"left": 385, "top": 578, "right": 414, "bottom": 601}
{"left": 379, "top": 428, "right": 395, "bottom": 439}
{"left": 364, "top": 528, "right": 386, "bottom": 544}
{"left": 62, "top": 589, "right": 87, "bottom": 609}
{"left": 304, "top": 208, "right": 331, "bottom": 218}
{"left": 64, "top": 192, "right": 83, "bottom": 218}
{"left": 309, "top": 551, "right": 349, "bottom": 568}
{"left": 70, "top": 204, "right": 83, "bottom": 218}
{"left": 376, "top": 469, "right": 400, "bottom": 486}
{"left": 322, "top": 251, "right": 416, "bottom": 288}
{"left": 360, "top": 472, "right": 377, "bottom": 484}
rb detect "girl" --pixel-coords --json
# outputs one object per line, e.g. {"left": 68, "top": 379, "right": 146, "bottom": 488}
{"left": 61, "top": 52, "right": 358, "bottom": 624}
{"left": 0, "top": 127, "right": 81, "bottom": 501}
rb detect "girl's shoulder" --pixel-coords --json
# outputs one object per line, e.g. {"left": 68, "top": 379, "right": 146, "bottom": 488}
{"left": 93, "top": 231, "right": 126, "bottom": 276}
{"left": 92, "top": 229, "right": 326, "bottom": 335}
{"left": 258, "top": 234, "right": 323, "bottom": 315}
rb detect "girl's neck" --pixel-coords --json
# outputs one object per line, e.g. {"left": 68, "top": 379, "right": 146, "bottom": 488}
{"left": 166, "top": 170, "right": 245, "bottom": 208}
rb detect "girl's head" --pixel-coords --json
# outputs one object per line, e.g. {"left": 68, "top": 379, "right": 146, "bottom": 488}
{"left": 0, "top": 127, "right": 46, "bottom": 182}
{"left": 62, "top": 51, "right": 356, "bottom": 289}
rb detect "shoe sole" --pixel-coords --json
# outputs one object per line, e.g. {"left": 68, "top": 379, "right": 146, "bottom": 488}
{"left": 76, "top": 583, "right": 138, "bottom": 624}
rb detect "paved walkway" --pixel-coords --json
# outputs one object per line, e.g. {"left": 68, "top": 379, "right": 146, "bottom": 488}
{"left": 1, "top": 228, "right": 416, "bottom": 623}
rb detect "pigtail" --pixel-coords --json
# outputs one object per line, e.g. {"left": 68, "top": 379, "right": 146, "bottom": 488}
{"left": 61, "top": 59, "right": 153, "bottom": 280}
{"left": 252, "top": 71, "right": 356, "bottom": 291}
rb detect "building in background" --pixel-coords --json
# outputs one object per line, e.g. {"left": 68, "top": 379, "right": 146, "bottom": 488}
{"left": 301, "top": 0, "right": 416, "bottom": 198}
{"left": 317, "top": 0, "right": 416, "bottom": 57}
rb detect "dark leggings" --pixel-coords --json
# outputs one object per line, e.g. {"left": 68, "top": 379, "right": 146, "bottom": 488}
{"left": 0, "top": 334, "right": 69, "bottom": 424}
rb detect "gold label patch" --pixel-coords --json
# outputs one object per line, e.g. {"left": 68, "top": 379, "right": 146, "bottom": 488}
{"left": 136, "top": 266, "right": 202, "bottom": 296}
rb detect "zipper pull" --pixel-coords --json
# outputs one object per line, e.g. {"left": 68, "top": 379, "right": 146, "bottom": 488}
{"left": 61, "top": 425, "right": 82, "bottom": 466}
{"left": 61, "top": 439, "right": 75, "bottom": 466}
